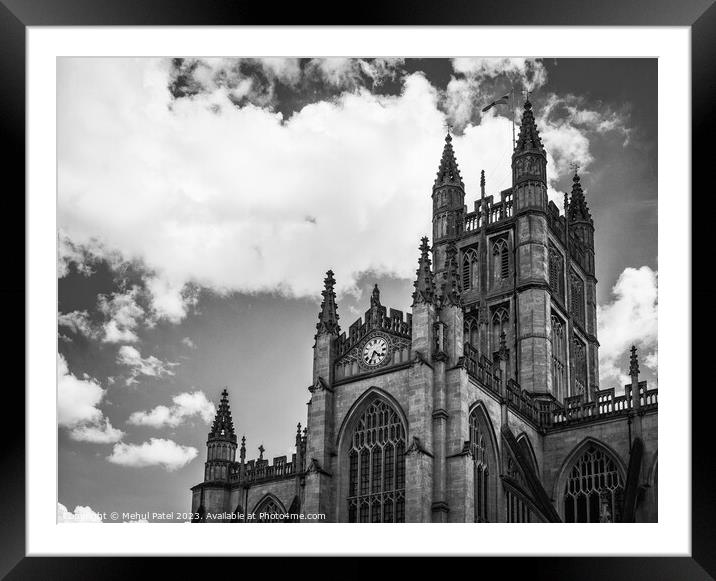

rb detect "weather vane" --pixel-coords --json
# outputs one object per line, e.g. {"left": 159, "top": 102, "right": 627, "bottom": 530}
{"left": 569, "top": 161, "right": 580, "bottom": 174}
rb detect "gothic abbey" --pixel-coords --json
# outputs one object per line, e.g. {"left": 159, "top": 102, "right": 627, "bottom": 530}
{"left": 190, "top": 99, "right": 658, "bottom": 523}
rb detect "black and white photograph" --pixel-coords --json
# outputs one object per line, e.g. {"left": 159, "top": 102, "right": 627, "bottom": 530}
{"left": 56, "top": 56, "right": 659, "bottom": 525}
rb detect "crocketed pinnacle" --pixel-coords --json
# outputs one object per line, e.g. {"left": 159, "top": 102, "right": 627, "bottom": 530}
{"left": 440, "top": 242, "right": 462, "bottom": 308}
{"left": 567, "top": 170, "right": 593, "bottom": 224}
{"left": 434, "top": 132, "right": 465, "bottom": 189}
{"left": 629, "top": 345, "right": 640, "bottom": 378}
{"left": 412, "top": 237, "right": 435, "bottom": 306}
{"left": 514, "top": 98, "right": 545, "bottom": 154}
{"left": 316, "top": 270, "right": 340, "bottom": 335}
{"left": 208, "top": 388, "right": 237, "bottom": 443}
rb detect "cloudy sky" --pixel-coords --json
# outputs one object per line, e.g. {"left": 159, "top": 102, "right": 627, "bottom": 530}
{"left": 57, "top": 57, "right": 657, "bottom": 522}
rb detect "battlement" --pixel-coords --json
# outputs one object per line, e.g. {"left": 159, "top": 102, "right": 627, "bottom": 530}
{"left": 336, "top": 306, "right": 412, "bottom": 358}
{"left": 465, "top": 347, "right": 658, "bottom": 431}
{"left": 463, "top": 188, "right": 514, "bottom": 234}
{"left": 230, "top": 454, "right": 299, "bottom": 484}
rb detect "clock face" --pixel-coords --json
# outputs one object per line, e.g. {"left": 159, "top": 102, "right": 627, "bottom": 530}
{"left": 362, "top": 336, "right": 389, "bottom": 367}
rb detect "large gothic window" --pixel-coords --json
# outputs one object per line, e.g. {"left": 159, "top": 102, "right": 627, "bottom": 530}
{"left": 549, "top": 244, "right": 565, "bottom": 300}
{"left": 551, "top": 314, "right": 568, "bottom": 401}
{"left": 491, "top": 306, "right": 509, "bottom": 356}
{"left": 563, "top": 444, "right": 624, "bottom": 522}
{"left": 253, "top": 495, "right": 286, "bottom": 523}
{"left": 347, "top": 399, "right": 406, "bottom": 523}
{"left": 492, "top": 239, "right": 510, "bottom": 283}
{"left": 469, "top": 407, "right": 497, "bottom": 522}
{"left": 462, "top": 248, "right": 479, "bottom": 291}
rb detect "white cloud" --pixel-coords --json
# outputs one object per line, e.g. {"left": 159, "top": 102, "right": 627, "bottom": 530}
{"left": 106, "top": 437, "right": 198, "bottom": 471}
{"left": 145, "top": 276, "right": 195, "bottom": 325}
{"left": 452, "top": 58, "right": 548, "bottom": 90}
{"left": 445, "top": 58, "right": 548, "bottom": 130}
{"left": 538, "top": 93, "right": 631, "bottom": 194}
{"left": 58, "top": 59, "right": 446, "bottom": 299}
{"left": 305, "top": 57, "right": 404, "bottom": 90}
{"left": 597, "top": 266, "right": 658, "bottom": 388}
{"left": 181, "top": 337, "right": 196, "bottom": 349}
{"left": 57, "top": 353, "right": 125, "bottom": 443}
{"left": 98, "top": 288, "right": 144, "bottom": 343}
{"left": 127, "top": 391, "right": 215, "bottom": 428}
{"left": 117, "top": 345, "right": 177, "bottom": 386}
{"left": 58, "top": 234, "right": 95, "bottom": 278}
{"left": 57, "top": 502, "right": 104, "bottom": 523}
{"left": 58, "top": 310, "right": 97, "bottom": 339}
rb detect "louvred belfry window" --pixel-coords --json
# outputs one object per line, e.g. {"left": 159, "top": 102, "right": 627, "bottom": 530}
{"left": 462, "top": 248, "right": 479, "bottom": 291}
{"left": 493, "top": 239, "right": 510, "bottom": 282}
{"left": 347, "top": 399, "right": 406, "bottom": 523}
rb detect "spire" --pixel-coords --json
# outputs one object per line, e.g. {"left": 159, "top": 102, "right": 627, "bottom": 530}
{"left": 567, "top": 168, "right": 593, "bottom": 223}
{"left": 370, "top": 283, "right": 381, "bottom": 308}
{"left": 514, "top": 98, "right": 545, "bottom": 155}
{"left": 316, "top": 270, "right": 340, "bottom": 335}
{"left": 440, "top": 242, "right": 462, "bottom": 307}
{"left": 208, "top": 388, "right": 237, "bottom": 443}
{"left": 412, "top": 237, "right": 435, "bottom": 306}
{"left": 434, "top": 132, "right": 464, "bottom": 189}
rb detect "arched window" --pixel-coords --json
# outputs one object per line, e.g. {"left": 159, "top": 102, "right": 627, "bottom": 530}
{"left": 549, "top": 244, "right": 565, "bottom": 300}
{"left": 491, "top": 307, "right": 509, "bottom": 355}
{"left": 563, "top": 444, "right": 624, "bottom": 522}
{"left": 492, "top": 239, "right": 510, "bottom": 283}
{"left": 253, "top": 495, "right": 287, "bottom": 523}
{"left": 462, "top": 248, "right": 479, "bottom": 291}
{"left": 572, "top": 338, "right": 587, "bottom": 396}
{"left": 570, "top": 272, "right": 585, "bottom": 325}
{"left": 464, "top": 316, "right": 479, "bottom": 349}
{"left": 347, "top": 399, "right": 406, "bottom": 523}
{"left": 551, "top": 314, "right": 568, "bottom": 401}
{"left": 469, "top": 407, "right": 498, "bottom": 522}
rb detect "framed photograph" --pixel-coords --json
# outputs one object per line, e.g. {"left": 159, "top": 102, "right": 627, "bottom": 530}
{"left": 6, "top": 0, "right": 711, "bottom": 576}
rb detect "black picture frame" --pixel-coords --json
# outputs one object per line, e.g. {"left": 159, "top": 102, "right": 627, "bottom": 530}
{"left": 3, "top": 0, "right": 711, "bottom": 577}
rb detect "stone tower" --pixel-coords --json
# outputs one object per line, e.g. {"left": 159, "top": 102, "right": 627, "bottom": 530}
{"left": 512, "top": 98, "right": 553, "bottom": 395}
{"left": 566, "top": 170, "right": 599, "bottom": 393}
{"left": 192, "top": 388, "right": 237, "bottom": 520}
{"left": 303, "top": 270, "right": 340, "bottom": 520}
